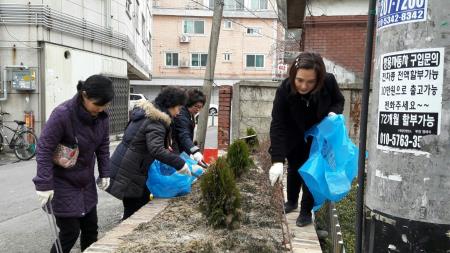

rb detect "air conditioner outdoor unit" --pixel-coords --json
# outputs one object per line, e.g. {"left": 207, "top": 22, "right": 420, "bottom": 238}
{"left": 180, "top": 58, "right": 190, "bottom": 68}
{"left": 179, "top": 34, "right": 191, "bottom": 43}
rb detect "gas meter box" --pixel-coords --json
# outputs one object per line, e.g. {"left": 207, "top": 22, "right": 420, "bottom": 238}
{"left": 11, "top": 69, "right": 36, "bottom": 90}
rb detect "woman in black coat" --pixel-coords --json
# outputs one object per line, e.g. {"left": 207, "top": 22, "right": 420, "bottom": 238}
{"left": 107, "top": 87, "right": 202, "bottom": 220}
{"left": 172, "top": 89, "right": 206, "bottom": 162}
{"left": 269, "top": 52, "right": 345, "bottom": 227}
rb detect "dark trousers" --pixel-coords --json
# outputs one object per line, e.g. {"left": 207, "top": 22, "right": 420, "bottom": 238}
{"left": 286, "top": 144, "right": 314, "bottom": 216}
{"left": 50, "top": 207, "right": 98, "bottom": 253}
{"left": 122, "top": 187, "right": 150, "bottom": 220}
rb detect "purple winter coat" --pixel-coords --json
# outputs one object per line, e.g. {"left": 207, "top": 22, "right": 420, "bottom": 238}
{"left": 33, "top": 95, "right": 110, "bottom": 217}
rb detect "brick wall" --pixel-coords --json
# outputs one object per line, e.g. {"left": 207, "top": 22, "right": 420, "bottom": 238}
{"left": 303, "top": 15, "right": 368, "bottom": 78}
{"left": 218, "top": 85, "right": 232, "bottom": 150}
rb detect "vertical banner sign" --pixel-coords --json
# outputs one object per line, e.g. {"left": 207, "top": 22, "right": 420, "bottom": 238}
{"left": 377, "top": 48, "right": 444, "bottom": 154}
{"left": 377, "top": 0, "right": 428, "bottom": 29}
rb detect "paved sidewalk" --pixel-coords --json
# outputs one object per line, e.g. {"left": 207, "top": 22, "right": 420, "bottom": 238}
{"left": 283, "top": 177, "right": 322, "bottom": 253}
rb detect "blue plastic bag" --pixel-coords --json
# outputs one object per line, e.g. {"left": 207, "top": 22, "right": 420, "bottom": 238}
{"left": 299, "top": 115, "right": 359, "bottom": 211}
{"left": 147, "top": 152, "right": 204, "bottom": 198}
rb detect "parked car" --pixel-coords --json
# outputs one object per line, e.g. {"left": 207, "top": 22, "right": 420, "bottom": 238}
{"left": 194, "top": 104, "right": 219, "bottom": 123}
{"left": 209, "top": 103, "right": 218, "bottom": 115}
{"left": 129, "top": 93, "right": 147, "bottom": 110}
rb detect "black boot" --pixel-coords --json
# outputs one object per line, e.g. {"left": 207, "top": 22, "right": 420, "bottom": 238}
{"left": 296, "top": 213, "right": 312, "bottom": 227}
{"left": 284, "top": 202, "right": 298, "bottom": 213}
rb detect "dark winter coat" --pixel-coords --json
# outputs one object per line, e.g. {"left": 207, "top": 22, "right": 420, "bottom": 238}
{"left": 269, "top": 73, "right": 345, "bottom": 164}
{"left": 33, "top": 95, "right": 110, "bottom": 218}
{"left": 172, "top": 106, "right": 199, "bottom": 155}
{"left": 107, "top": 100, "right": 185, "bottom": 200}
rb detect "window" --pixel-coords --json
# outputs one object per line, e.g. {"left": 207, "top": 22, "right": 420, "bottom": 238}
{"left": 191, "top": 53, "right": 208, "bottom": 67}
{"left": 211, "top": 0, "right": 243, "bottom": 10}
{"left": 224, "top": 53, "right": 231, "bottom": 61}
{"left": 250, "top": 0, "right": 268, "bottom": 10}
{"left": 141, "top": 14, "right": 146, "bottom": 39}
{"left": 165, "top": 53, "right": 179, "bottom": 67}
{"left": 246, "top": 54, "right": 264, "bottom": 68}
{"left": 246, "top": 27, "right": 261, "bottom": 36}
{"left": 224, "top": 20, "right": 232, "bottom": 29}
{"left": 183, "top": 20, "right": 205, "bottom": 34}
{"left": 148, "top": 32, "right": 152, "bottom": 53}
{"left": 126, "top": 0, "right": 132, "bottom": 19}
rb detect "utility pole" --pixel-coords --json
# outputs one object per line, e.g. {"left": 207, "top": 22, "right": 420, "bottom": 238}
{"left": 363, "top": 0, "right": 450, "bottom": 252}
{"left": 196, "top": 0, "right": 224, "bottom": 151}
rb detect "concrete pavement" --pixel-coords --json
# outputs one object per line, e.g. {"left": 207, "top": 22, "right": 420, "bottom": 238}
{"left": 0, "top": 149, "right": 123, "bottom": 253}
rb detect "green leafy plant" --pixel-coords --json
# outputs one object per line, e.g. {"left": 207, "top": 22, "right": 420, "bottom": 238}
{"left": 226, "top": 140, "right": 252, "bottom": 178}
{"left": 200, "top": 157, "right": 242, "bottom": 229}
{"left": 245, "top": 127, "right": 259, "bottom": 152}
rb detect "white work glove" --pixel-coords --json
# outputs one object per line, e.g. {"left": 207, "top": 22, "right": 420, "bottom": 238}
{"left": 177, "top": 163, "right": 192, "bottom": 176}
{"left": 191, "top": 164, "right": 204, "bottom": 176}
{"left": 36, "top": 190, "right": 54, "bottom": 207}
{"left": 269, "top": 162, "right": 284, "bottom": 186}
{"left": 96, "top": 177, "right": 110, "bottom": 191}
{"left": 328, "top": 112, "right": 337, "bottom": 117}
{"left": 192, "top": 152, "right": 204, "bottom": 163}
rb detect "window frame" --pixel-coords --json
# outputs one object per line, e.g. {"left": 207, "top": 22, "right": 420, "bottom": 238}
{"left": 125, "top": 0, "right": 132, "bottom": 20}
{"left": 223, "top": 19, "right": 233, "bottom": 30}
{"left": 249, "top": 0, "right": 268, "bottom": 10}
{"left": 246, "top": 27, "right": 262, "bottom": 36}
{"left": 165, "top": 52, "right": 179, "bottom": 67}
{"left": 223, "top": 53, "right": 231, "bottom": 62}
{"left": 183, "top": 19, "right": 206, "bottom": 35}
{"left": 245, "top": 54, "right": 265, "bottom": 69}
{"left": 191, "top": 53, "right": 208, "bottom": 67}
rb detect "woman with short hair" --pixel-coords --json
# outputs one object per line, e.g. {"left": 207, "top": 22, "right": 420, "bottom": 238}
{"left": 107, "top": 87, "right": 203, "bottom": 220}
{"left": 172, "top": 88, "right": 206, "bottom": 162}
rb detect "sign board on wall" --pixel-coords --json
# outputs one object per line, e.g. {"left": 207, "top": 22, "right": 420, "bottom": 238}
{"left": 377, "top": 48, "right": 444, "bottom": 154}
{"left": 377, "top": 0, "right": 428, "bottom": 29}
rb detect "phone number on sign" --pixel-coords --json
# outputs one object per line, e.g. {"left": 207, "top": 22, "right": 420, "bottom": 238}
{"left": 379, "top": 133, "right": 422, "bottom": 149}
{"left": 378, "top": 10, "right": 424, "bottom": 27}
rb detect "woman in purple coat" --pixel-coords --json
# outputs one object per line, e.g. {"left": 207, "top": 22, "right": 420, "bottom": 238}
{"left": 33, "top": 75, "right": 114, "bottom": 253}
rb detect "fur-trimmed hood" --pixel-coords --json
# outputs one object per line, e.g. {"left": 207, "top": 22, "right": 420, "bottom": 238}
{"left": 131, "top": 100, "right": 172, "bottom": 126}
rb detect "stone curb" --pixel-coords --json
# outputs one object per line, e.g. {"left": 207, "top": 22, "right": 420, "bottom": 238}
{"left": 85, "top": 162, "right": 322, "bottom": 253}
{"left": 84, "top": 199, "right": 169, "bottom": 253}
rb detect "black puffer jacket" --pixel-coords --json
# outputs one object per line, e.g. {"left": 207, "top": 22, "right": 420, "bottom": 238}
{"left": 107, "top": 100, "right": 185, "bottom": 200}
{"left": 269, "top": 73, "right": 345, "bottom": 164}
{"left": 172, "top": 106, "right": 199, "bottom": 155}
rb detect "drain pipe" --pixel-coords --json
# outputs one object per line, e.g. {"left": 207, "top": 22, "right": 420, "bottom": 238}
{"left": 355, "top": 0, "right": 377, "bottom": 252}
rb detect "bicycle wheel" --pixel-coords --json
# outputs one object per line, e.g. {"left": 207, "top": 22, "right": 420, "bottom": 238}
{"left": 13, "top": 130, "right": 37, "bottom": 160}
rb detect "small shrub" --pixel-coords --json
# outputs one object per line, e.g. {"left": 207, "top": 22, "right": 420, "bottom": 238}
{"left": 200, "top": 157, "right": 242, "bottom": 229}
{"left": 226, "top": 140, "right": 252, "bottom": 178}
{"left": 245, "top": 127, "right": 259, "bottom": 152}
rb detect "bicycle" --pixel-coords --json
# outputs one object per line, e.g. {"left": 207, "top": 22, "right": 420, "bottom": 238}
{"left": 0, "top": 112, "right": 37, "bottom": 160}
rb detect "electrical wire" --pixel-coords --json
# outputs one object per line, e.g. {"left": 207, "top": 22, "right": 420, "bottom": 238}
{"left": 189, "top": 0, "right": 283, "bottom": 42}
{"left": 0, "top": 17, "right": 37, "bottom": 49}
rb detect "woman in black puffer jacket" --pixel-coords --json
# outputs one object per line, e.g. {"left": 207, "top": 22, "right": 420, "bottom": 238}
{"left": 107, "top": 87, "right": 202, "bottom": 220}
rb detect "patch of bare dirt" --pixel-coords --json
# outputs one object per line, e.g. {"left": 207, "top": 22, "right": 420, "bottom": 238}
{"left": 117, "top": 163, "right": 284, "bottom": 253}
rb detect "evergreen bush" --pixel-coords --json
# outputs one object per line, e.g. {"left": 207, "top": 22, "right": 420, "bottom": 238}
{"left": 245, "top": 127, "right": 259, "bottom": 152}
{"left": 200, "top": 157, "right": 242, "bottom": 229}
{"left": 226, "top": 139, "right": 252, "bottom": 178}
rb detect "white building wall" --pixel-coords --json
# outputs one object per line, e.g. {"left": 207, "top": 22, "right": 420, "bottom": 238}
{"left": 44, "top": 43, "right": 128, "bottom": 119}
{"left": 0, "top": 0, "right": 154, "bottom": 135}
{"left": 308, "top": 0, "right": 368, "bottom": 16}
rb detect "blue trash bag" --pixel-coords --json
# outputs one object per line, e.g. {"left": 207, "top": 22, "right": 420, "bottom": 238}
{"left": 299, "top": 115, "right": 359, "bottom": 211}
{"left": 147, "top": 152, "right": 204, "bottom": 198}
